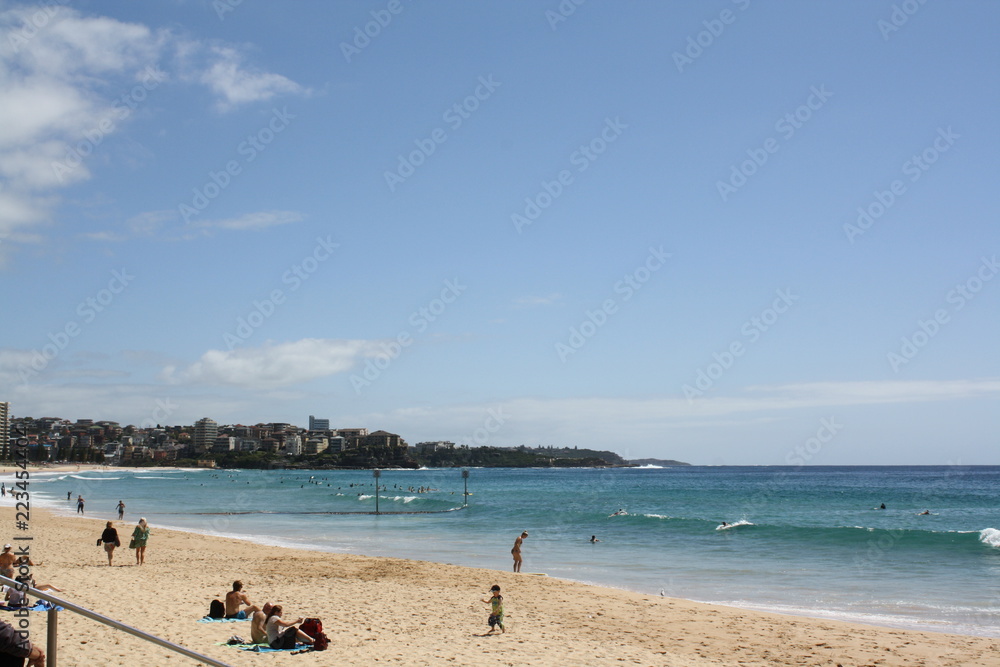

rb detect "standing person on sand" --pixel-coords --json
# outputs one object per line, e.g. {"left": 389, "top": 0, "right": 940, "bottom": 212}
{"left": 100, "top": 521, "right": 120, "bottom": 566}
{"left": 511, "top": 531, "right": 528, "bottom": 573}
{"left": 481, "top": 585, "right": 505, "bottom": 633}
{"left": 130, "top": 518, "right": 150, "bottom": 565}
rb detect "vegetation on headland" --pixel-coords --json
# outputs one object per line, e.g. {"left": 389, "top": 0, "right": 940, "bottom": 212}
{"left": 86, "top": 446, "right": 670, "bottom": 470}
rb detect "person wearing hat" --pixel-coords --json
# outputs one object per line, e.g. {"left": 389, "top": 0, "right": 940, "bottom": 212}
{"left": 130, "top": 518, "right": 151, "bottom": 565}
{"left": 511, "top": 531, "right": 528, "bottom": 573}
{"left": 0, "top": 546, "right": 15, "bottom": 581}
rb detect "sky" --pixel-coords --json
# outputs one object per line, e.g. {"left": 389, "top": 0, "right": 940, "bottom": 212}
{"left": 1, "top": 1, "right": 997, "bottom": 465}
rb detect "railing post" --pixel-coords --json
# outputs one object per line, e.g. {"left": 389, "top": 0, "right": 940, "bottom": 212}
{"left": 46, "top": 608, "right": 57, "bottom": 667}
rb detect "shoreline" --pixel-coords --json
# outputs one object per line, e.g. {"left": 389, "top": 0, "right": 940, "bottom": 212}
{"left": 36, "top": 505, "right": 1000, "bottom": 640}
{"left": 7, "top": 465, "right": 998, "bottom": 642}
{"left": 0, "top": 507, "right": 996, "bottom": 665}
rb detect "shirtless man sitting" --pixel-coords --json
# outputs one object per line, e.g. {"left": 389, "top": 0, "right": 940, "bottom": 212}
{"left": 0, "top": 546, "right": 16, "bottom": 581}
{"left": 224, "top": 580, "right": 260, "bottom": 619}
{"left": 250, "top": 602, "right": 274, "bottom": 644}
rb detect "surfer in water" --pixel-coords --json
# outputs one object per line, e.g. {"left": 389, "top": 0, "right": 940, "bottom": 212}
{"left": 609, "top": 509, "right": 627, "bottom": 517}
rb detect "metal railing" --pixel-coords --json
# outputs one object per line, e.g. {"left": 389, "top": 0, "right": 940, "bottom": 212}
{"left": 0, "top": 574, "right": 231, "bottom": 667}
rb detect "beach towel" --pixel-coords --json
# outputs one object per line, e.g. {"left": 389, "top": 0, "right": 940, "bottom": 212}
{"left": 198, "top": 616, "right": 249, "bottom": 623}
{"left": 0, "top": 601, "right": 64, "bottom": 612}
{"left": 216, "top": 642, "right": 307, "bottom": 652}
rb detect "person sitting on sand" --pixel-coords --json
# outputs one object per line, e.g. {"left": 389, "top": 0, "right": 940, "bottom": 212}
{"left": 481, "top": 585, "right": 505, "bottom": 633}
{"left": 225, "top": 580, "right": 261, "bottom": 619}
{"left": 3, "top": 582, "right": 27, "bottom": 608}
{"left": 265, "top": 605, "right": 315, "bottom": 650}
{"left": 250, "top": 603, "right": 274, "bottom": 644}
{"left": 0, "top": 545, "right": 16, "bottom": 581}
{"left": 0, "top": 617, "right": 45, "bottom": 666}
{"left": 511, "top": 531, "right": 528, "bottom": 573}
{"left": 14, "top": 573, "right": 62, "bottom": 595}
{"left": 100, "top": 521, "right": 120, "bottom": 567}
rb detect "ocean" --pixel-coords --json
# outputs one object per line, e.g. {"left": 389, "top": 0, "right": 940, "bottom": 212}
{"left": 11, "top": 465, "right": 1000, "bottom": 638}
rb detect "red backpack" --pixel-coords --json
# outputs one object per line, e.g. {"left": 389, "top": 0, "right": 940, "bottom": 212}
{"left": 300, "top": 618, "right": 328, "bottom": 650}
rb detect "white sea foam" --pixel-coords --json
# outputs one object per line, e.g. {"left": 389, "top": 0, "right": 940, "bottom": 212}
{"left": 69, "top": 475, "right": 121, "bottom": 480}
{"left": 643, "top": 513, "right": 670, "bottom": 519}
{"left": 979, "top": 528, "right": 1000, "bottom": 548}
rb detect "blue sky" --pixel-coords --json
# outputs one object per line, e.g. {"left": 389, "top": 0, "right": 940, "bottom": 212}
{"left": 1, "top": 1, "right": 997, "bottom": 464}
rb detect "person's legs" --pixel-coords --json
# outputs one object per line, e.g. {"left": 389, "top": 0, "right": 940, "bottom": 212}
{"left": 137, "top": 546, "right": 145, "bottom": 564}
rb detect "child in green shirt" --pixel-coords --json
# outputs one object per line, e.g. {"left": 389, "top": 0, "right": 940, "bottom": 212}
{"left": 481, "top": 585, "right": 505, "bottom": 633}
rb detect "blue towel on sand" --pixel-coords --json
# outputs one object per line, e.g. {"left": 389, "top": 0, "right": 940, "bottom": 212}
{"left": 217, "top": 642, "right": 307, "bottom": 652}
{"left": 199, "top": 616, "right": 250, "bottom": 623}
{"left": 0, "top": 601, "right": 64, "bottom": 612}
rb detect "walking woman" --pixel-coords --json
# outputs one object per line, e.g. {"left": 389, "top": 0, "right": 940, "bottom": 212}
{"left": 130, "top": 517, "right": 150, "bottom": 565}
{"left": 100, "top": 521, "right": 120, "bottom": 566}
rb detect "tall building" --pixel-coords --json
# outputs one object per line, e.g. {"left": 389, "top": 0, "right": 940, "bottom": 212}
{"left": 193, "top": 417, "right": 218, "bottom": 454}
{"left": 0, "top": 402, "right": 9, "bottom": 460}
{"left": 308, "top": 415, "right": 330, "bottom": 431}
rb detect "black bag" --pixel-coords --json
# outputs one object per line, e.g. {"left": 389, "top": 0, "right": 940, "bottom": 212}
{"left": 96, "top": 538, "right": 102, "bottom": 546}
{"left": 208, "top": 599, "right": 225, "bottom": 619}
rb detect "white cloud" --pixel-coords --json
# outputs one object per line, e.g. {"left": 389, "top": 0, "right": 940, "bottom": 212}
{"left": 163, "top": 339, "right": 387, "bottom": 388}
{"left": 350, "top": 378, "right": 1000, "bottom": 449}
{"left": 199, "top": 46, "right": 303, "bottom": 112}
{"left": 513, "top": 293, "right": 562, "bottom": 307}
{"left": 0, "top": 6, "right": 307, "bottom": 262}
{"left": 82, "top": 209, "right": 303, "bottom": 242}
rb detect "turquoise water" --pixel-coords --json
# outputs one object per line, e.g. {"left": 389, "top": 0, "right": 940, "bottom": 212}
{"left": 12, "top": 465, "right": 1000, "bottom": 637}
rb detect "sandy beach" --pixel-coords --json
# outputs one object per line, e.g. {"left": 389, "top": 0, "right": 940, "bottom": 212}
{"left": 0, "top": 497, "right": 994, "bottom": 667}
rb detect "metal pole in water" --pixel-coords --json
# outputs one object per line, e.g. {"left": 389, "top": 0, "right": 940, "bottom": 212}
{"left": 462, "top": 469, "right": 469, "bottom": 506}
{"left": 373, "top": 468, "right": 381, "bottom": 515}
